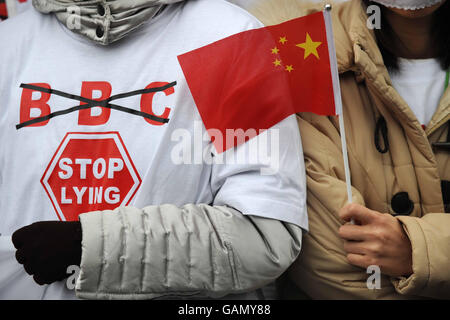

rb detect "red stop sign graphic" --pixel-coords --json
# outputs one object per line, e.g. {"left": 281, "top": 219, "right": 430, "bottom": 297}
{"left": 41, "top": 132, "right": 141, "bottom": 221}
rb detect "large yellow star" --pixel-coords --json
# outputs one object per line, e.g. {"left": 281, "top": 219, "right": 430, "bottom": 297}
{"left": 296, "top": 33, "right": 322, "bottom": 59}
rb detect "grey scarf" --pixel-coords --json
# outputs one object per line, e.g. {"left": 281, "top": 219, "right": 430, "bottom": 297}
{"left": 32, "top": 0, "right": 186, "bottom": 45}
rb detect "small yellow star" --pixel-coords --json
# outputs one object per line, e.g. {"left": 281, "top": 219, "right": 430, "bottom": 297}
{"left": 279, "top": 36, "right": 288, "bottom": 45}
{"left": 273, "top": 59, "right": 282, "bottom": 67}
{"left": 285, "top": 65, "right": 294, "bottom": 72}
{"left": 271, "top": 47, "right": 280, "bottom": 54}
{"left": 296, "top": 33, "right": 322, "bottom": 59}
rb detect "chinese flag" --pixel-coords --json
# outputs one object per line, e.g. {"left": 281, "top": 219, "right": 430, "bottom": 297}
{"left": 178, "top": 11, "right": 338, "bottom": 153}
{"left": 0, "top": 1, "right": 8, "bottom": 19}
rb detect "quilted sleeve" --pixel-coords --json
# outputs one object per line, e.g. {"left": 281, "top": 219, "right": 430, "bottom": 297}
{"left": 75, "top": 204, "right": 302, "bottom": 299}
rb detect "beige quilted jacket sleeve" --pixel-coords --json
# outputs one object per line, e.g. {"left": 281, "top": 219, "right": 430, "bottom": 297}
{"left": 75, "top": 204, "right": 302, "bottom": 300}
{"left": 392, "top": 214, "right": 450, "bottom": 298}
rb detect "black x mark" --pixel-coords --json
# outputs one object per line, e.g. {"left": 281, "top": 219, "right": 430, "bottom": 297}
{"left": 16, "top": 82, "right": 177, "bottom": 129}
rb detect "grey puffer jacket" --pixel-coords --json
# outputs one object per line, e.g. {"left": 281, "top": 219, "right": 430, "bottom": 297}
{"left": 76, "top": 204, "right": 302, "bottom": 299}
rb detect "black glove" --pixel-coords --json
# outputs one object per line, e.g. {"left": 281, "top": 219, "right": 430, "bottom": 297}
{"left": 12, "top": 221, "right": 82, "bottom": 286}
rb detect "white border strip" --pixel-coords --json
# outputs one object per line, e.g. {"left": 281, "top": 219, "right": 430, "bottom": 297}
{"left": 324, "top": 7, "right": 353, "bottom": 203}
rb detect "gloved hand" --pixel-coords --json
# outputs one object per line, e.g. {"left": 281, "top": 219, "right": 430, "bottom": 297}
{"left": 12, "top": 221, "right": 82, "bottom": 285}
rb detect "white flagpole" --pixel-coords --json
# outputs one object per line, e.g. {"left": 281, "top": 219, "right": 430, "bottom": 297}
{"left": 324, "top": 4, "right": 353, "bottom": 205}
{"left": 5, "top": 0, "right": 17, "bottom": 18}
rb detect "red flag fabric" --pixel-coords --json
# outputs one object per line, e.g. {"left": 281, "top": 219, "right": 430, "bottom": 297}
{"left": 0, "top": 1, "right": 8, "bottom": 19}
{"left": 178, "top": 11, "right": 337, "bottom": 153}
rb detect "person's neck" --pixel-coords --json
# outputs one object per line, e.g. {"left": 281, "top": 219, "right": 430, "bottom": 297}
{"left": 384, "top": 11, "right": 436, "bottom": 59}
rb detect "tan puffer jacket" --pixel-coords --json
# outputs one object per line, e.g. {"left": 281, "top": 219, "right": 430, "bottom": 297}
{"left": 252, "top": 0, "right": 450, "bottom": 299}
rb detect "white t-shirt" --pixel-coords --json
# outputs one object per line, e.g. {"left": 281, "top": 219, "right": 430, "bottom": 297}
{"left": 0, "top": 0, "right": 307, "bottom": 299}
{"left": 390, "top": 58, "right": 447, "bottom": 128}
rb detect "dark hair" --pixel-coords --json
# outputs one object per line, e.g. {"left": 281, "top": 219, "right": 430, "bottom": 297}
{"left": 362, "top": 0, "right": 450, "bottom": 71}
